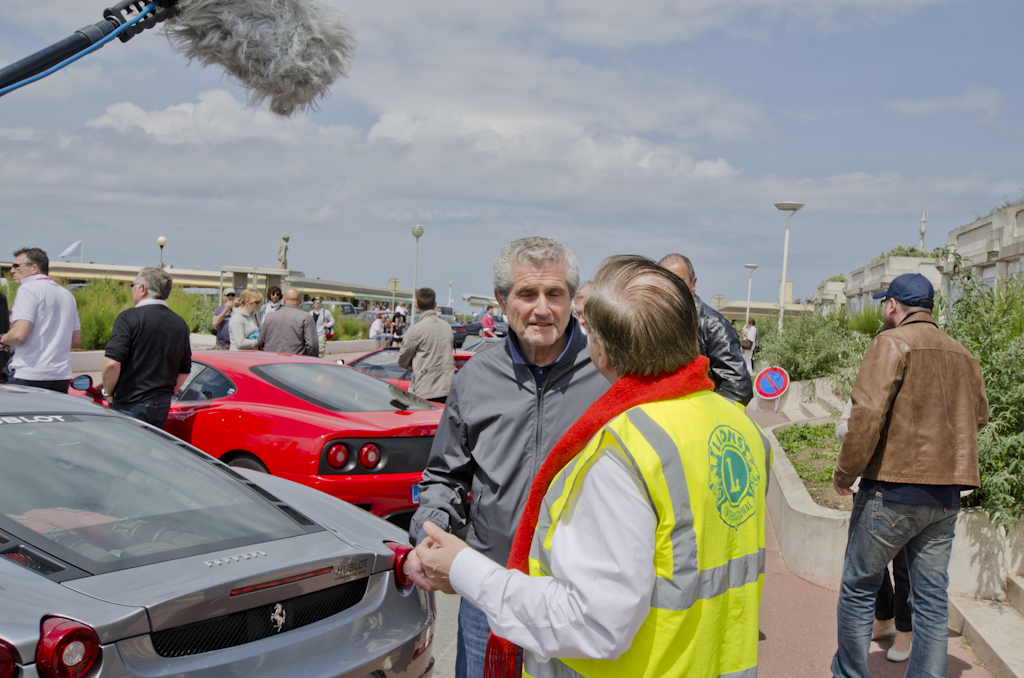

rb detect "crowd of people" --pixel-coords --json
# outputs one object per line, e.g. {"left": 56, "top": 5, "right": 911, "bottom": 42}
{"left": 0, "top": 240, "right": 990, "bottom": 678}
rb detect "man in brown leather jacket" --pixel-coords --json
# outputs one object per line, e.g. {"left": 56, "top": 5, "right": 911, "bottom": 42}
{"left": 830, "top": 273, "right": 988, "bottom": 678}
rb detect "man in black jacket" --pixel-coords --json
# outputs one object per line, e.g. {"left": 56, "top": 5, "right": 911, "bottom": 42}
{"left": 659, "top": 253, "right": 752, "bottom": 406}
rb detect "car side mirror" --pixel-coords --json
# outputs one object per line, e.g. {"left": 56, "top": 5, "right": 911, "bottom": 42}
{"left": 72, "top": 375, "right": 93, "bottom": 390}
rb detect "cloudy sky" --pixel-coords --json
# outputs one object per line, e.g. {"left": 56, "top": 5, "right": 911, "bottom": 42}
{"left": 2, "top": 0, "right": 1021, "bottom": 306}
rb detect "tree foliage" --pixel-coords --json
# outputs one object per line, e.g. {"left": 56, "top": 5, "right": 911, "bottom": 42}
{"left": 936, "top": 247, "right": 1024, "bottom": 524}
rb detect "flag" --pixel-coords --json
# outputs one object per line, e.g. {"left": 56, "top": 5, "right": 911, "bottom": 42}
{"left": 58, "top": 240, "right": 82, "bottom": 259}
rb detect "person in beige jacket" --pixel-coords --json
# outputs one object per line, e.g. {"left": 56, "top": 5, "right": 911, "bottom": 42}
{"left": 398, "top": 287, "right": 455, "bottom": 403}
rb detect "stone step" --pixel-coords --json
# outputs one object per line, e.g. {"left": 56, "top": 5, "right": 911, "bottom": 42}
{"left": 949, "top": 593, "right": 1024, "bottom": 678}
{"left": 1008, "top": 574, "right": 1024, "bottom": 619}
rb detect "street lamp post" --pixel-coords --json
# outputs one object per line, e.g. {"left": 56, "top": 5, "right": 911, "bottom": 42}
{"left": 744, "top": 264, "right": 758, "bottom": 324}
{"left": 773, "top": 202, "right": 804, "bottom": 331}
{"left": 448, "top": 281, "right": 453, "bottom": 307}
{"left": 410, "top": 224, "right": 424, "bottom": 323}
{"left": 157, "top": 236, "right": 167, "bottom": 269}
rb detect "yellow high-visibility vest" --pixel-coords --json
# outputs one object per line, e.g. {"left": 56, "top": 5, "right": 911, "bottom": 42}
{"left": 524, "top": 390, "right": 769, "bottom": 678}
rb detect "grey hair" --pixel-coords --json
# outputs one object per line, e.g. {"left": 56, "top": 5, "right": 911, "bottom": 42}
{"left": 165, "top": 0, "right": 356, "bottom": 117}
{"left": 493, "top": 237, "right": 580, "bottom": 300}
{"left": 658, "top": 253, "right": 696, "bottom": 282}
{"left": 136, "top": 267, "right": 173, "bottom": 300}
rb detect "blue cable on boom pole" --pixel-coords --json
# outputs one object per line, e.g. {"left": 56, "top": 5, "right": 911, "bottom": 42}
{"left": 0, "top": 1, "right": 160, "bottom": 98}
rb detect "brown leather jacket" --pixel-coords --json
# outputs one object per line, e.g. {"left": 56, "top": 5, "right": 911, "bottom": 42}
{"left": 834, "top": 311, "right": 989, "bottom": 489}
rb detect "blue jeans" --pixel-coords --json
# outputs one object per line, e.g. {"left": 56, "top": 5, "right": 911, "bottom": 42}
{"left": 111, "top": 394, "right": 172, "bottom": 429}
{"left": 455, "top": 598, "right": 490, "bottom": 678}
{"left": 832, "top": 490, "right": 958, "bottom": 678}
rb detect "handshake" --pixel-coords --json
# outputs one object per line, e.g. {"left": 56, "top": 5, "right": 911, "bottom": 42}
{"left": 404, "top": 521, "right": 468, "bottom": 594}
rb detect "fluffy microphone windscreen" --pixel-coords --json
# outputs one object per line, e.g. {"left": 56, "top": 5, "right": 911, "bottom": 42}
{"left": 165, "top": 0, "right": 355, "bottom": 117}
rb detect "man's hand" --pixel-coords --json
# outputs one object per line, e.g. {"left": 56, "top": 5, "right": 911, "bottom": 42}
{"left": 833, "top": 472, "right": 855, "bottom": 496}
{"left": 413, "top": 521, "right": 469, "bottom": 595}
{"left": 405, "top": 549, "right": 437, "bottom": 592}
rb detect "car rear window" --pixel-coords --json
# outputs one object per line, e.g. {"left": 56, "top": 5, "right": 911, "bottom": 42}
{"left": 253, "top": 363, "right": 434, "bottom": 412}
{"left": 0, "top": 415, "right": 311, "bottom": 575}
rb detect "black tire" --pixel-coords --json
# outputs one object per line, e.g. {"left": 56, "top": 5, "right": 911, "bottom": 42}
{"left": 228, "top": 454, "right": 269, "bottom": 474}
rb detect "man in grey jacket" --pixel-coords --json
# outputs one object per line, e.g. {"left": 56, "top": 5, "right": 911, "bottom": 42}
{"left": 256, "top": 287, "right": 317, "bottom": 356}
{"left": 407, "top": 237, "right": 608, "bottom": 678}
{"left": 659, "top": 253, "right": 753, "bottom": 405}
{"left": 397, "top": 287, "right": 454, "bottom": 403}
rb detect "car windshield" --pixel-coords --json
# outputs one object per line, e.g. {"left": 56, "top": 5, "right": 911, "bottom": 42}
{"left": 253, "top": 362, "right": 433, "bottom": 412}
{"left": 0, "top": 415, "right": 310, "bottom": 575}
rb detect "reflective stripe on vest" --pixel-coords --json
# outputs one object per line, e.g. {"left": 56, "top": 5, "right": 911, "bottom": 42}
{"left": 627, "top": 408, "right": 765, "bottom": 610}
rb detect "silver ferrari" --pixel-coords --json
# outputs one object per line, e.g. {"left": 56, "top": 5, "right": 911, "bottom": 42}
{"left": 0, "top": 385, "right": 434, "bottom": 678}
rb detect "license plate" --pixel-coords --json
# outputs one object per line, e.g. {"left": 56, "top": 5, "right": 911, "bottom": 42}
{"left": 411, "top": 485, "right": 420, "bottom": 504}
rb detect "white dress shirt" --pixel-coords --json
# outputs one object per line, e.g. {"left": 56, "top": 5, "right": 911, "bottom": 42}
{"left": 449, "top": 451, "right": 656, "bottom": 660}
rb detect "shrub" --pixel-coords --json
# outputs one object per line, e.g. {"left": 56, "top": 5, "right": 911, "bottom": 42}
{"left": 73, "top": 279, "right": 132, "bottom": 350}
{"left": 871, "top": 244, "right": 942, "bottom": 261}
{"left": 825, "top": 273, "right": 847, "bottom": 283}
{"left": 754, "top": 310, "right": 870, "bottom": 386}
{"left": 331, "top": 317, "right": 369, "bottom": 341}
{"left": 937, "top": 247, "right": 1024, "bottom": 524}
{"left": 847, "top": 305, "right": 883, "bottom": 337}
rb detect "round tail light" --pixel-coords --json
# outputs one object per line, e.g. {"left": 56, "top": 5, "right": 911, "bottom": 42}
{"left": 0, "top": 641, "right": 17, "bottom": 678}
{"left": 359, "top": 443, "right": 381, "bottom": 469}
{"left": 326, "top": 443, "right": 349, "bottom": 469}
{"left": 37, "top": 617, "right": 100, "bottom": 678}
{"left": 385, "top": 541, "right": 414, "bottom": 588}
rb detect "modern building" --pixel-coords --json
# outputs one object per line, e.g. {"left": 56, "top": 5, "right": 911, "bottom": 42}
{"left": 811, "top": 279, "right": 848, "bottom": 314}
{"left": 941, "top": 200, "right": 1024, "bottom": 290}
{"left": 0, "top": 261, "right": 414, "bottom": 308}
{"left": 843, "top": 256, "right": 942, "bottom": 311}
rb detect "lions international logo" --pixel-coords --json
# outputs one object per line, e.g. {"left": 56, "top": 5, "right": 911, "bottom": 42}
{"left": 708, "top": 425, "right": 760, "bottom": 529}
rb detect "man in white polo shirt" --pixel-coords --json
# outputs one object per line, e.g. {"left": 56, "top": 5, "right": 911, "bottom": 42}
{"left": 0, "top": 248, "right": 81, "bottom": 393}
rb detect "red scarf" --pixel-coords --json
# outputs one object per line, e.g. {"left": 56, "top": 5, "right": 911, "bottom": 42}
{"left": 483, "top": 357, "right": 715, "bottom": 677}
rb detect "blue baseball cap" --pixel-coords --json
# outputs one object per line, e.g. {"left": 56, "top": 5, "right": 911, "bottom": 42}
{"left": 873, "top": 273, "right": 934, "bottom": 308}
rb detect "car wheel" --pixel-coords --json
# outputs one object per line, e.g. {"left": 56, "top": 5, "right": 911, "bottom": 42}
{"left": 227, "top": 454, "right": 269, "bottom": 474}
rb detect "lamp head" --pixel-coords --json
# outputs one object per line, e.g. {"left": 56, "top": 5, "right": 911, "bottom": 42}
{"left": 411, "top": 224, "right": 424, "bottom": 238}
{"left": 744, "top": 264, "right": 759, "bottom": 270}
{"left": 157, "top": 236, "right": 167, "bottom": 247}
{"left": 774, "top": 202, "right": 804, "bottom": 212}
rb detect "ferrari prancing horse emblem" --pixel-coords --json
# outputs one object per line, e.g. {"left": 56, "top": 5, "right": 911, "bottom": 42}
{"left": 271, "top": 603, "right": 286, "bottom": 632}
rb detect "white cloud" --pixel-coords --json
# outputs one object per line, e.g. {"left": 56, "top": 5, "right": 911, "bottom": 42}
{"left": 887, "top": 86, "right": 1003, "bottom": 117}
{"left": 85, "top": 90, "right": 305, "bottom": 144}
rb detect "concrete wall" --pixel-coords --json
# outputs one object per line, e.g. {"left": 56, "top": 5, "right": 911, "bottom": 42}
{"left": 70, "top": 337, "right": 378, "bottom": 373}
{"left": 767, "top": 413, "right": 1024, "bottom": 599}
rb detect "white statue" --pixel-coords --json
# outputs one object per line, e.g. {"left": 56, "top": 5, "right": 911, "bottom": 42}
{"left": 278, "top": 235, "right": 290, "bottom": 270}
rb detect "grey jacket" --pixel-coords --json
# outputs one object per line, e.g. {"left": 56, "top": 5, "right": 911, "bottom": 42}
{"left": 256, "top": 305, "right": 317, "bottom": 356}
{"left": 409, "top": 319, "right": 608, "bottom": 566}
{"left": 695, "top": 294, "right": 753, "bottom": 405}
{"left": 397, "top": 309, "right": 454, "bottom": 400}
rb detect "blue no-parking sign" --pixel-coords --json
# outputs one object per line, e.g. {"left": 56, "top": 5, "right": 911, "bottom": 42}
{"left": 754, "top": 366, "right": 790, "bottom": 400}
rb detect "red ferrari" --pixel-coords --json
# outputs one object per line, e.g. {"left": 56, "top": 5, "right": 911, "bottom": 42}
{"left": 160, "top": 351, "right": 442, "bottom": 530}
{"left": 347, "top": 346, "right": 475, "bottom": 390}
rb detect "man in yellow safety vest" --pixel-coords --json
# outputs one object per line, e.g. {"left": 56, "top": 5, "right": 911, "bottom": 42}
{"left": 412, "top": 254, "right": 771, "bottom": 678}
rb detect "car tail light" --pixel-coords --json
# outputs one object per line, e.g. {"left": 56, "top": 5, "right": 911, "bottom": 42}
{"left": 385, "top": 541, "right": 413, "bottom": 588}
{"left": 359, "top": 443, "right": 380, "bottom": 469}
{"left": 326, "top": 443, "right": 349, "bottom": 469}
{"left": 36, "top": 617, "right": 100, "bottom": 678}
{"left": 0, "top": 640, "right": 17, "bottom": 678}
